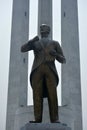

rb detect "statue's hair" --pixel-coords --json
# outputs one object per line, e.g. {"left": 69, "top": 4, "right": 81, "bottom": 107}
{"left": 40, "top": 24, "right": 50, "bottom": 33}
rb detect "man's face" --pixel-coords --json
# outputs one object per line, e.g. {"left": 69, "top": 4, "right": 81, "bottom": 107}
{"left": 40, "top": 25, "right": 50, "bottom": 35}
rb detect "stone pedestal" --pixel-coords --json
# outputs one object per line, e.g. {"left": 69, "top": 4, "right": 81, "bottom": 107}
{"left": 21, "top": 123, "right": 71, "bottom": 130}
{"left": 14, "top": 104, "right": 76, "bottom": 130}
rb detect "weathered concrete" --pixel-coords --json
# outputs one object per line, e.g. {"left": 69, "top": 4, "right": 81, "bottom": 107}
{"left": 6, "top": 0, "right": 29, "bottom": 130}
{"left": 21, "top": 123, "right": 71, "bottom": 130}
{"left": 61, "top": 0, "right": 82, "bottom": 130}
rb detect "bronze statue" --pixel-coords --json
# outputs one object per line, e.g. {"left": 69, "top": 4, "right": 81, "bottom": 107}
{"left": 21, "top": 24, "right": 66, "bottom": 123}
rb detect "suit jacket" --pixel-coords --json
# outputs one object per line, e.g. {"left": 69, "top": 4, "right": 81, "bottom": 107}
{"left": 21, "top": 38, "right": 66, "bottom": 88}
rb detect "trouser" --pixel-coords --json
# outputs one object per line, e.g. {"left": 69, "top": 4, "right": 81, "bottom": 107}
{"left": 31, "top": 63, "right": 58, "bottom": 122}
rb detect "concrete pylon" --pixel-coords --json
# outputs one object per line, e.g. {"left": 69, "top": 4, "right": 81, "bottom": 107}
{"left": 6, "top": 0, "right": 29, "bottom": 130}
{"left": 61, "top": 0, "right": 82, "bottom": 130}
{"left": 38, "top": 0, "right": 52, "bottom": 39}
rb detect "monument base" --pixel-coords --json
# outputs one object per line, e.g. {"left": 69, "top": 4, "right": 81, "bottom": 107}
{"left": 14, "top": 100, "right": 74, "bottom": 130}
{"left": 21, "top": 123, "right": 71, "bottom": 130}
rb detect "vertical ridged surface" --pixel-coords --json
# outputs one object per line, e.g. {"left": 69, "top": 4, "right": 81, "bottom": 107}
{"left": 6, "top": 0, "right": 29, "bottom": 130}
{"left": 38, "top": 0, "right": 52, "bottom": 39}
{"left": 61, "top": 0, "right": 82, "bottom": 130}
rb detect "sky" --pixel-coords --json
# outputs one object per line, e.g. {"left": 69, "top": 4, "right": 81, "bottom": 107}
{"left": 0, "top": 0, "right": 87, "bottom": 130}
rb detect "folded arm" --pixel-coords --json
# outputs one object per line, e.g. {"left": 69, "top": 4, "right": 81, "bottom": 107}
{"left": 55, "top": 42, "right": 66, "bottom": 63}
{"left": 49, "top": 42, "right": 66, "bottom": 63}
{"left": 21, "top": 36, "right": 39, "bottom": 52}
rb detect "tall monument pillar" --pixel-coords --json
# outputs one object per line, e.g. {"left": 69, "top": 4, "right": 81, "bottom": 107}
{"left": 6, "top": 0, "right": 29, "bottom": 130}
{"left": 61, "top": 0, "right": 82, "bottom": 130}
{"left": 38, "top": 0, "right": 52, "bottom": 39}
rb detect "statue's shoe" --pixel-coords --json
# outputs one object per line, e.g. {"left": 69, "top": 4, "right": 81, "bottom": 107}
{"left": 51, "top": 120, "right": 61, "bottom": 123}
{"left": 29, "top": 120, "right": 42, "bottom": 123}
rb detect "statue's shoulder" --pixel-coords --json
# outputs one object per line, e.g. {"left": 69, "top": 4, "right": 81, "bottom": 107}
{"left": 33, "top": 39, "right": 42, "bottom": 50}
{"left": 51, "top": 40, "right": 60, "bottom": 46}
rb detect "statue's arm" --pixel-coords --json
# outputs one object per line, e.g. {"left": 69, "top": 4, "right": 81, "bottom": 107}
{"left": 21, "top": 36, "right": 39, "bottom": 52}
{"left": 55, "top": 42, "right": 66, "bottom": 63}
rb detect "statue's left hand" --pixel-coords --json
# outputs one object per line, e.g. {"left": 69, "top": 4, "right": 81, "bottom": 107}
{"left": 49, "top": 50, "right": 57, "bottom": 56}
{"left": 49, "top": 50, "right": 66, "bottom": 63}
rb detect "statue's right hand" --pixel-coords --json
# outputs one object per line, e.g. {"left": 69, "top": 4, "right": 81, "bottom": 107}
{"left": 21, "top": 44, "right": 27, "bottom": 52}
{"left": 33, "top": 36, "right": 39, "bottom": 42}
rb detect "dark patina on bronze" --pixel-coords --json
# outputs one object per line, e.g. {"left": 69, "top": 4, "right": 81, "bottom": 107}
{"left": 21, "top": 24, "right": 66, "bottom": 123}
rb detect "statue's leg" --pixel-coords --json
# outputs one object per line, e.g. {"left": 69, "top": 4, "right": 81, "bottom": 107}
{"left": 32, "top": 70, "right": 43, "bottom": 122}
{"left": 46, "top": 69, "right": 59, "bottom": 122}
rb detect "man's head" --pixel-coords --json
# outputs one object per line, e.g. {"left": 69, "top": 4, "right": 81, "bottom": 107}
{"left": 40, "top": 24, "right": 50, "bottom": 37}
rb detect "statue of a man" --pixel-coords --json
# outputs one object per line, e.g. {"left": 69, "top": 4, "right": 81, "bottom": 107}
{"left": 21, "top": 24, "right": 66, "bottom": 123}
